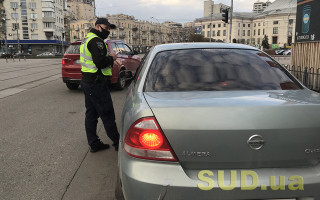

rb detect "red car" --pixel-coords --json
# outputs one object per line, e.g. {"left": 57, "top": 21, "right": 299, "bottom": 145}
{"left": 62, "top": 40, "right": 141, "bottom": 90}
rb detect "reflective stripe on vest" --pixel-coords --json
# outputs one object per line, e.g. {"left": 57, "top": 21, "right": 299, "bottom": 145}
{"left": 80, "top": 33, "right": 112, "bottom": 76}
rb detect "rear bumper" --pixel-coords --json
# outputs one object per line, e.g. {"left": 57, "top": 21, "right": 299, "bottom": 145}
{"left": 119, "top": 147, "right": 320, "bottom": 200}
{"left": 62, "top": 77, "right": 81, "bottom": 84}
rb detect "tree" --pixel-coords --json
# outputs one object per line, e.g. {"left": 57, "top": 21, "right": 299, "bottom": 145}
{"left": 189, "top": 34, "right": 210, "bottom": 42}
{"left": 262, "top": 35, "right": 270, "bottom": 49}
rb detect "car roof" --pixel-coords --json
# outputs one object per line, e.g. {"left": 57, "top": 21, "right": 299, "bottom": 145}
{"left": 152, "top": 42, "right": 258, "bottom": 53}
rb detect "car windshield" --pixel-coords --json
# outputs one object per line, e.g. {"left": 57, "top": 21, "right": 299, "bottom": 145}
{"left": 145, "top": 49, "right": 302, "bottom": 92}
{"left": 65, "top": 44, "right": 80, "bottom": 54}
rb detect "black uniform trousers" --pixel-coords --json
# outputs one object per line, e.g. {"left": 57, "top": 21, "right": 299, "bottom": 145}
{"left": 81, "top": 78, "right": 120, "bottom": 147}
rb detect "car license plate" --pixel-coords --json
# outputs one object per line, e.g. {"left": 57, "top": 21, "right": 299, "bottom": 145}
{"left": 75, "top": 60, "right": 80, "bottom": 64}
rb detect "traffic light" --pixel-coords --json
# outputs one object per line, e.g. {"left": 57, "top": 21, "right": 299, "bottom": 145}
{"left": 222, "top": 9, "right": 229, "bottom": 23}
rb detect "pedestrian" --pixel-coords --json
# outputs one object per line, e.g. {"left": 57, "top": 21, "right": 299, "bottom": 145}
{"left": 80, "top": 18, "right": 120, "bottom": 152}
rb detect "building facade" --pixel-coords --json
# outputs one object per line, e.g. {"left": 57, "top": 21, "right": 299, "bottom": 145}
{"left": 1, "top": 0, "right": 69, "bottom": 55}
{"left": 204, "top": 0, "right": 229, "bottom": 17}
{"left": 66, "top": 0, "right": 94, "bottom": 20}
{"left": 69, "top": 14, "right": 192, "bottom": 51}
{"left": 195, "top": 0, "right": 296, "bottom": 48}
{"left": 253, "top": 0, "right": 272, "bottom": 13}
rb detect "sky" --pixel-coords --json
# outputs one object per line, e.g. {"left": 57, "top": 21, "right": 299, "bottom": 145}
{"left": 95, "top": 0, "right": 274, "bottom": 24}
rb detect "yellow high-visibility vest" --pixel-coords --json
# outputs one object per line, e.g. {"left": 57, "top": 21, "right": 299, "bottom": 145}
{"left": 80, "top": 32, "right": 112, "bottom": 76}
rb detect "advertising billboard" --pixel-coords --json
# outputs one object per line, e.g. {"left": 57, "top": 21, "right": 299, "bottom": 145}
{"left": 295, "top": 0, "right": 320, "bottom": 42}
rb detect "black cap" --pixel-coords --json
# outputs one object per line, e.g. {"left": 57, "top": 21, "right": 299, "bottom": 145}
{"left": 95, "top": 18, "right": 116, "bottom": 29}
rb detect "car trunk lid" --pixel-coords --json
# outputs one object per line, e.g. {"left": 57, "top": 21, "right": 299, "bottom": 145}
{"left": 144, "top": 90, "right": 320, "bottom": 170}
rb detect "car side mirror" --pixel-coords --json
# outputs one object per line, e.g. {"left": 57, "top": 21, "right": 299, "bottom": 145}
{"left": 133, "top": 50, "right": 139, "bottom": 55}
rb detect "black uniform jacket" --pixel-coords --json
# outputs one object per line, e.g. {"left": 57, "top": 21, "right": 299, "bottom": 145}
{"left": 81, "top": 28, "right": 114, "bottom": 83}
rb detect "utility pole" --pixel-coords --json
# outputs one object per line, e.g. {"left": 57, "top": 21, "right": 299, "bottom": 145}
{"left": 229, "top": 0, "right": 233, "bottom": 43}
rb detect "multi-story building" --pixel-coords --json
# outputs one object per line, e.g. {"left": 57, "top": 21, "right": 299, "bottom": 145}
{"left": 66, "top": 0, "right": 94, "bottom": 20}
{"left": 203, "top": 0, "right": 229, "bottom": 17}
{"left": 195, "top": 0, "right": 296, "bottom": 48}
{"left": 253, "top": 0, "right": 272, "bottom": 13}
{"left": 69, "top": 14, "right": 192, "bottom": 52}
{"left": 1, "top": 0, "right": 68, "bottom": 55}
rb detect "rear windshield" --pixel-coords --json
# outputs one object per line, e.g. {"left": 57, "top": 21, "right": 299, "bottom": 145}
{"left": 145, "top": 49, "right": 302, "bottom": 92}
{"left": 65, "top": 44, "right": 80, "bottom": 54}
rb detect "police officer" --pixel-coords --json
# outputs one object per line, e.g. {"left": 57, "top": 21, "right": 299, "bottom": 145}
{"left": 80, "top": 18, "right": 119, "bottom": 152}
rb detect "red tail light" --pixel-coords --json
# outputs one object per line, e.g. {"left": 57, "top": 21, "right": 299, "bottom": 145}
{"left": 124, "top": 117, "right": 178, "bottom": 162}
{"left": 62, "top": 59, "right": 66, "bottom": 65}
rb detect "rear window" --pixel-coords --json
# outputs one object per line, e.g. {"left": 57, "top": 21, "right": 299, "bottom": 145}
{"left": 65, "top": 44, "right": 80, "bottom": 54}
{"left": 145, "top": 49, "right": 302, "bottom": 92}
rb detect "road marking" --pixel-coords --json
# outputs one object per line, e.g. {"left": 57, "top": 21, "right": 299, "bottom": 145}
{"left": 0, "top": 88, "right": 26, "bottom": 99}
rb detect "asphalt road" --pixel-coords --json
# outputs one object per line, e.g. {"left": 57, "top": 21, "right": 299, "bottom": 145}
{"left": 0, "top": 58, "right": 125, "bottom": 200}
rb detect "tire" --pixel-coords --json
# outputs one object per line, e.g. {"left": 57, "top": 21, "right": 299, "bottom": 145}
{"left": 115, "top": 70, "right": 126, "bottom": 90}
{"left": 115, "top": 172, "right": 125, "bottom": 200}
{"left": 66, "top": 82, "right": 79, "bottom": 90}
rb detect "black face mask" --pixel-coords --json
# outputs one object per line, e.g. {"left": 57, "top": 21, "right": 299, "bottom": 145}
{"left": 99, "top": 25, "right": 110, "bottom": 39}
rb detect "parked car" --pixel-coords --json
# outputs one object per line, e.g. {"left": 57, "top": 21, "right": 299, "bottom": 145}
{"left": 275, "top": 49, "right": 285, "bottom": 55}
{"left": 61, "top": 40, "right": 141, "bottom": 90}
{"left": 283, "top": 49, "right": 291, "bottom": 55}
{"left": 116, "top": 43, "right": 320, "bottom": 200}
{"left": 37, "top": 52, "right": 54, "bottom": 57}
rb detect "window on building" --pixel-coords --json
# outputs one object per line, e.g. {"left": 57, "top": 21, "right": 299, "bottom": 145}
{"left": 223, "top": 30, "right": 226, "bottom": 36}
{"left": 248, "top": 24, "right": 250, "bottom": 27}
{"left": 207, "top": 24, "right": 210, "bottom": 28}
{"left": 258, "top": 29, "right": 260, "bottom": 35}
{"left": 207, "top": 31, "right": 210, "bottom": 37}
{"left": 12, "top": 23, "right": 19, "bottom": 29}
{"left": 217, "top": 30, "right": 221, "bottom": 36}
{"left": 218, "top": 24, "right": 221, "bottom": 28}
{"left": 30, "top": 13, "right": 38, "bottom": 19}
{"left": 238, "top": 30, "right": 240, "bottom": 36}
{"left": 273, "top": 27, "right": 278, "bottom": 34}
{"left": 248, "top": 30, "right": 250, "bottom": 36}
{"left": 263, "top": 29, "right": 265, "bottom": 35}
{"left": 243, "top": 24, "right": 245, "bottom": 27}
{"left": 212, "top": 31, "right": 215, "bottom": 36}
{"left": 257, "top": 38, "right": 261, "bottom": 44}
{"left": 43, "top": 11, "right": 53, "bottom": 17}
{"left": 273, "top": 21, "right": 279, "bottom": 25}
{"left": 247, "top": 39, "right": 250, "bottom": 44}
{"left": 243, "top": 30, "right": 245, "bottom": 36}
{"left": 254, "top": 30, "right": 256, "bottom": 36}
{"left": 11, "top": 13, "right": 19, "bottom": 19}
{"left": 289, "top": 19, "right": 294, "bottom": 25}
{"left": 224, "top": 24, "right": 226, "bottom": 27}
{"left": 10, "top": 2, "right": 18, "bottom": 9}
{"left": 258, "top": 23, "right": 261, "bottom": 26}
{"left": 213, "top": 24, "right": 215, "bottom": 28}
{"left": 272, "top": 36, "right": 278, "bottom": 44}
{"left": 238, "top": 23, "right": 240, "bottom": 27}
{"left": 254, "top": 23, "right": 256, "bottom": 27}
{"left": 31, "top": 23, "right": 38, "bottom": 29}
{"left": 203, "top": 25, "right": 205, "bottom": 29}
{"left": 44, "top": 22, "right": 53, "bottom": 28}
{"left": 29, "top": 2, "right": 36, "bottom": 9}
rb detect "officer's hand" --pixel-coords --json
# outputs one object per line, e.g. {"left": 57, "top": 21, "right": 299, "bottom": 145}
{"left": 109, "top": 52, "right": 118, "bottom": 61}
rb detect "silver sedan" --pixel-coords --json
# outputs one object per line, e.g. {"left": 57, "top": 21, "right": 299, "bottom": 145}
{"left": 116, "top": 43, "right": 320, "bottom": 200}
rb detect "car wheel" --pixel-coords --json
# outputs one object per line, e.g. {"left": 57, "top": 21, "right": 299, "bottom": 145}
{"left": 115, "top": 172, "right": 125, "bottom": 200}
{"left": 116, "top": 70, "right": 126, "bottom": 90}
{"left": 66, "top": 83, "right": 79, "bottom": 90}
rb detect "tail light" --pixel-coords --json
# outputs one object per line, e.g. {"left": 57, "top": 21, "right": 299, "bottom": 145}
{"left": 124, "top": 117, "right": 178, "bottom": 162}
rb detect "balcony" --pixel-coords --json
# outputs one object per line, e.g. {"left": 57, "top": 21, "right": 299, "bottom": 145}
{"left": 141, "top": 35, "right": 147, "bottom": 40}
{"left": 44, "top": 28, "right": 54, "bottom": 33}
{"left": 119, "top": 33, "right": 126, "bottom": 38}
{"left": 43, "top": 17, "right": 55, "bottom": 23}
{"left": 132, "top": 34, "right": 139, "bottom": 39}
{"left": 132, "top": 27, "right": 138, "bottom": 31}
{"left": 75, "top": 27, "right": 79, "bottom": 31}
{"left": 119, "top": 26, "right": 125, "bottom": 30}
{"left": 150, "top": 29, "right": 155, "bottom": 34}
